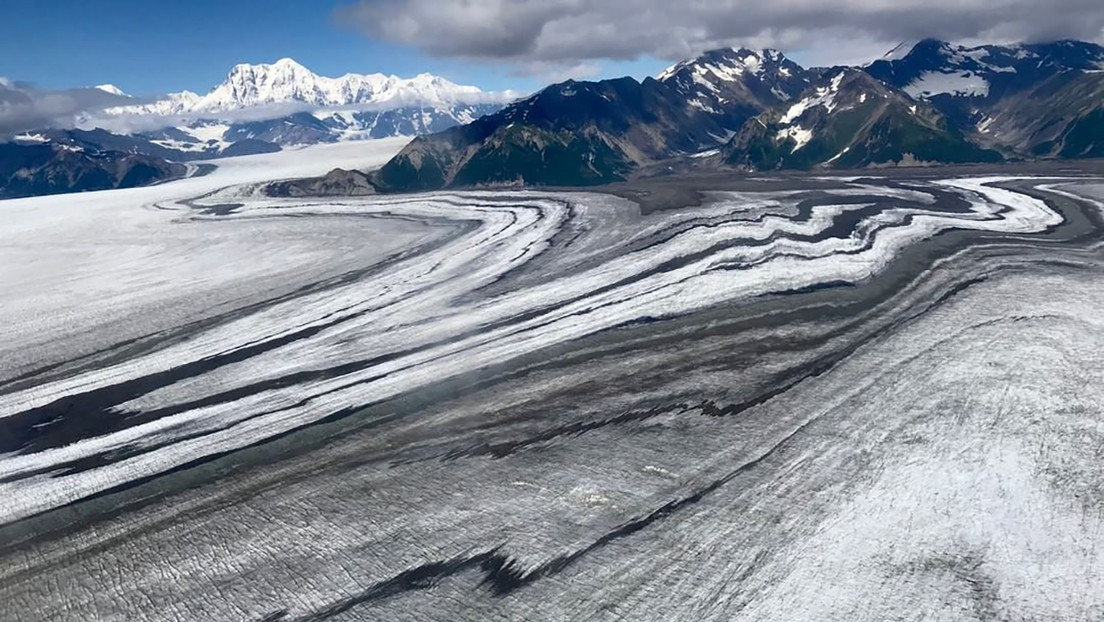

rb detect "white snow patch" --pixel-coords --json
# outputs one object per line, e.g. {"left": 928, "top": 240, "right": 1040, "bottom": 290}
{"left": 642, "top": 465, "right": 676, "bottom": 477}
{"left": 149, "top": 139, "right": 212, "bottom": 153}
{"left": 780, "top": 100, "right": 811, "bottom": 125}
{"left": 880, "top": 41, "right": 918, "bottom": 62}
{"left": 741, "top": 54, "right": 762, "bottom": 75}
{"left": 825, "top": 146, "right": 850, "bottom": 164}
{"left": 689, "top": 98, "right": 719, "bottom": 114}
{"left": 708, "top": 130, "right": 737, "bottom": 143}
{"left": 13, "top": 133, "right": 50, "bottom": 143}
{"left": 185, "top": 124, "right": 229, "bottom": 142}
{"left": 151, "top": 123, "right": 234, "bottom": 152}
{"left": 691, "top": 148, "right": 720, "bottom": 159}
{"left": 777, "top": 126, "right": 813, "bottom": 151}
{"left": 657, "top": 61, "right": 684, "bottom": 81}
{"left": 960, "top": 48, "right": 992, "bottom": 63}
{"left": 779, "top": 74, "right": 844, "bottom": 125}
{"left": 661, "top": 50, "right": 772, "bottom": 87}
{"left": 691, "top": 69, "right": 722, "bottom": 93}
{"left": 905, "top": 71, "right": 990, "bottom": 98}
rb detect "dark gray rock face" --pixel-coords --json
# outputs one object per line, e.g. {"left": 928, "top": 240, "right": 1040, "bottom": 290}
{"left": 267, "top": 168, "right": 378, "bottom": 197}
{"left": 0, "top": 142, "right": 185, "bottom": 199}
{"left": 373, "top": 76, "right": 734, "bottom": 191}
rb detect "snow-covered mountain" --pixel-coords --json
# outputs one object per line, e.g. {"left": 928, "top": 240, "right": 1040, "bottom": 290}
{"left": 93, "top": 84, "right": 130, "bottom": 97}
{"left": 112, "top": 90, "right": 202, "bottom": 116}
{"left": 108, "top": 58, "right": 514, "bottom": 117}
{"left": 376, "top": 47, "right": 827, "bottom": 192}
{"left": 867, "top": 39, "right": 1104, "bottom": 101}
{"left": 84, "top": 58, "right": 519, "bottom": 154}
{"left": 10, "top": 40, "right": 1102, "bottom": 201}
{"left": 868, "top": 39, "right": 1104, "bottom": 98}
{"left": 865, "top": 39, "right": 1104, "bottom": 156}
{"left": 657, "top": 48, "right": 811, "bottom": 133}
{"left": 721, "top": 68, "right": 1001, "bottom": 169}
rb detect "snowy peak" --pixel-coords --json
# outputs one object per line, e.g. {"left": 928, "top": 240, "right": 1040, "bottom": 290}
{"left": 658, "top": 47, "right": 811, "bottom": 131}
{"left": 370, "top": 72, "right": 486, "bottom": 108}
{"left": 198, "top": 58, "right": 394, "bottom": 113}
{"left": 94, "top": 84, "right": 129, "bottom": 97}
{"left": 193, "top": 58, "right": 513, "bottom": 113}
{"left": 880, "top": 41, "right": 920, "bottom": 62}
{"left": 659, "top": 48, "right": 759, "bottom": 81}
{"left": 91, "top": 59, "right": 512, "bottom": 149}
{"left": 271, "top": 57, "right": 307, "bottom": 70}
{"left": 658, "top": 47, "right": 800, "bottom": 84}
{"left": 723, "top": 66, "right": 1001, "bottom": 170}
{"left": 107, "top": 90, "right": 201, "bottom": 116}
{"left": 108, "top": 58, "right": 514, "bottom": 117}
{"left": 224, "top": 57, "right": 321, "bottom": 87}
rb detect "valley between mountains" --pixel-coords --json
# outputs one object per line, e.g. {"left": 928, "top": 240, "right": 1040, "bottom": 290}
{"left": 4, "top": 39, "right": 1103, "bottom": 199}
{"left": 1, "top": 140, "right": 1103, "bottom": 621}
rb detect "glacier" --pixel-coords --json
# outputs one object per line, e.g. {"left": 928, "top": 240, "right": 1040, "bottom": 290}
{"left": 0, "top": 148, "right": 1103, "bottom": 621}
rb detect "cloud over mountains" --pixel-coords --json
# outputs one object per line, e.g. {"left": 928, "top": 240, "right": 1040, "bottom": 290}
{"left": 0, "top": 80, "right": 136, "bottom": 138}
{"left": 337, "top": 0, "right": 1104, "bottom": 68}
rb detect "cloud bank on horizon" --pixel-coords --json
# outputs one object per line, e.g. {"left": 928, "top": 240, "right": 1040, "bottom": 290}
{"left": 0, "top": 80, "right": 138, "bottom": 139}
{"left": 337, "top": 0, "right": 1104, "bottom": 70}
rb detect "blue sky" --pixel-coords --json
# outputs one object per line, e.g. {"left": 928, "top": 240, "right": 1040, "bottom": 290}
{"left": 0, "top": 0, "right": 668, "bottom": 96}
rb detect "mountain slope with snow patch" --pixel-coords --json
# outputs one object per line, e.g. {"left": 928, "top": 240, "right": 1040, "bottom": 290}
{"left": 865, "top": 38, "right": 1104, "bottom": 153}
{"left": 658, "top": 48, "right": 811, "bottom": 132}
{"left": 722, "top": 69, "right": 1001, "bottom": 169}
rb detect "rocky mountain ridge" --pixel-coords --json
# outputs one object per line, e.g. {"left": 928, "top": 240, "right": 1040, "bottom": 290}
{"left": 374, "top": 39, "right": 1104, "bottom": 192}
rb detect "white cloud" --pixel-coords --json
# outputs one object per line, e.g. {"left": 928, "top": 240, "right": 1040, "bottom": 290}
{"left": 0, "top": 80, "right": 135, "bottom": 138}
{"left": 336, "top": 0, "right": 1104, "bottom": 68}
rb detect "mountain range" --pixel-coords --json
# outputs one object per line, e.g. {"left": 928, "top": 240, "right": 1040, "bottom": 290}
{"left": 0, "top": 58, "right": 516, "bottom": 198}
{"left": 720, "top": 68, "right": 1002, "bottom": 170}
{"left": 106, "top": 57, "right": 510, "bottom": 115}
{"left": 374, "top": 39, "right": 1104, "bottom": 192}
{"left": 374, "top": 76, "right": 729, "bottom": 191}
{"left": 0, "top": 141, "right": 185, "bottom": 199}
{"left": 3, "top": 40, "right": 1103, "bottom": 199}
{"left": 865, "top": 39, "right": 1104, "bottom": 158}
